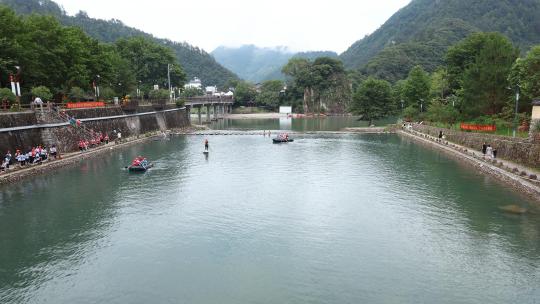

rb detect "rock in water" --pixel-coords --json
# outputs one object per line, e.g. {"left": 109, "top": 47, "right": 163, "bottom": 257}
{"left": 499, "top": 204, "right": 528, "bottom": 214}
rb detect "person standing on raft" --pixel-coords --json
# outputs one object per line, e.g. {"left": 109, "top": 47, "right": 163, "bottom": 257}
{"left": 204, "top": 139, "right": 209, "bottom": 151}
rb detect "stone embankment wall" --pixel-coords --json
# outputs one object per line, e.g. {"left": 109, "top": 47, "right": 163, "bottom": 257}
{"left": 412, "top": 124, "right": 540, "bottom": 168}
{"left": 0, "top": 105, "right": 189, "bottom": 153}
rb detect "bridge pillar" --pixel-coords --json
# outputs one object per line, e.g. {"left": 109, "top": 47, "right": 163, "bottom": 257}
{"left": 186, "top": 105, "right": 191, "bottom": 123}
{"left": 197, "top": 106, "right": 202, "bottom": 124}
{"left": 213, "top": 105, "right": 218, "bottom": 119}
{"left": 206, "top": 104, "right": 211, "bottom": 122}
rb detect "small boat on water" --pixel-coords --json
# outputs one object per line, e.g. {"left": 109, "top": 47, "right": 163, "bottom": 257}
{"left": 273, "top": 133, "right": 294, "bottom": 143}
{"left": 128, "top": 157, "right": 152, "bottom": 172}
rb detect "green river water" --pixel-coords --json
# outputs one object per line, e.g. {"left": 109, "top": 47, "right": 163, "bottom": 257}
{"left": 0, "top": 118, "right": 539, "bottom": 303}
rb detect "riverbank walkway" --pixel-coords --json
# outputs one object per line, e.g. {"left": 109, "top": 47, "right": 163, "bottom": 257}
{"left": 0, "top": 131, "right": 169, "bottom": 185}
{"left": 400, "top": 128, "right": 540, "bottom": 201}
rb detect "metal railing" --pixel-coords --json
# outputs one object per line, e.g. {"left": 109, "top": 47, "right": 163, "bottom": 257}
{"left": 1, "top": 96, "right": 234, "bottom": 113}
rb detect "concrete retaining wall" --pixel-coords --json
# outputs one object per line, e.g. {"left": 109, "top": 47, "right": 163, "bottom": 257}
{"left": 0, "top": 106, "right": 189, "bottom": 153}
{"left": 412, "top": 124, "right": 540, "bottom": 168}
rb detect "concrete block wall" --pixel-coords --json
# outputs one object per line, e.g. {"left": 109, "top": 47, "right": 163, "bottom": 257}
{"left": 0, "top": 107, "right": 189, "bottom": 153}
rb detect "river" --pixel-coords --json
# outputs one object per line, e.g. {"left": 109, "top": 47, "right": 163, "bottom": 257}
{"left": 0, "top": 118, "right": 539, "bottom": 303}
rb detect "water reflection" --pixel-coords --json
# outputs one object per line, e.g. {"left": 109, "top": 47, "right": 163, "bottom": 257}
{"left": 211, "top": 116, "right": 397, "bottom": 131}
{"left": 0, "top": 131, "right": 539, "bottom": 304}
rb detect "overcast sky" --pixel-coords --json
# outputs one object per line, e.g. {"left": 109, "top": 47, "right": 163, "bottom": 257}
{"left": 54, "top": 0, "right": 410, "bottom": 54}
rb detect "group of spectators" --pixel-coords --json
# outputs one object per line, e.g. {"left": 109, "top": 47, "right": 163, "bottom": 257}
{"left": 1, "top": 145, "right": 59, "bottom": 173}
{"left": 78, "top": 131, "right": 110, "bottom": 152}
{"left": 1, "top": 129, "right": 123, "bottom": 174}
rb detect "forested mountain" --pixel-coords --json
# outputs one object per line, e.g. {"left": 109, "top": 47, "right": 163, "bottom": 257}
{"left": 212, "top": 45, "right": 338, "bottom": 82}
{"left": 0, "top": 0, "right": 239, "bottom": 88}
{"left": 340, "top": 0, "right": 540, "bottom": 82}
{"left": 212, "top": 45, "right": 293, "bottom": 83}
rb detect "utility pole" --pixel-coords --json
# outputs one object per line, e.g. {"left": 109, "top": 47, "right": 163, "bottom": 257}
{"left": 167, "top": 64, "right": 172, "bottom": 102}
{"left": 513, "top": 85, "right": 520, "bottom": 138}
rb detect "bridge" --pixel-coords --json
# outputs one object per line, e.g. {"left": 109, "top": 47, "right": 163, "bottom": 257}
{"left": 185, "top": 96, "right": 234, "bottom": 124}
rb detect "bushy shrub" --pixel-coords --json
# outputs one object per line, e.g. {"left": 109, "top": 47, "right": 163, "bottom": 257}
{"left": 149, "top": 89, "right": 170, "bottom": 100}
{"left": 31, "top": 86, "right": 53, "bottom": 101}
{"left": 0, "top": 88, "right": 16, "bottom": 105}
{"left": 69, "top": 87, "right": 86, "bottom": 101}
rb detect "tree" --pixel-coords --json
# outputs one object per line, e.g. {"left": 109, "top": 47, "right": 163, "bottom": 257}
{"left": 148, "top": 89, "right": 170, "bottom": 100}
{"left": 282, "top": 57, "right": 350, "bottom": 114}
{"left": 0, "top": 88, "right": 16, "bottom": 105}
{"left": 255, "top": 80, "right": 284, "bottom": 109}
{"left": 510, "top": 46, "right": 540, "bottom": 105}
{"left": 0, "top": 6, "right": 22, "bottom": 88}
{"left": 68, "top": 87, "right": 86, "bottom": 101}
{"left": 446, "top": 32, "right": 518, "bottom": 117}
{"left": 282, "top": 58, "right": 313, "bottom": 113}
{"left": 311, "top": 57, "right": 349, "bottom": 113}
{"left": 234, "top": 81, "right": 257, "bottom": 105}
{"left": 181, "top": 87, "right": 204, "bottom": 98}
{"left": 403, "top": 65, "right": 431, "bottom": 111}
{"left": 351, "top": 77, "right": 393, "bottom": 125}
{"left": 115, "top": 37, "right": 186, "bottom": 88}
{"left": 426, "top": 98, "right": 459, "bottom": 124}
{"left": 430, "top": 68, "right": 449, "bottom": 99}
{"left": 403, "top": 105, "right": 419, "bottom": 121}
{"left": 100, "top": 87, "right": 116, "bottom": 102}
{"left": 31, "top": 86, "right": 53, "bottom": 101}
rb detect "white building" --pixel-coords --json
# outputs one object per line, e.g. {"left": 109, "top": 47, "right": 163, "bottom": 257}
{"left": 205, "top": 86, "right": 218, "bottom": 95}
{"left": 184, "top": 77, "right": 202, "bottom": 89}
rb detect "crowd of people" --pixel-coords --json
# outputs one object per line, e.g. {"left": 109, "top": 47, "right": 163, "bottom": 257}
{"left": 1, "top": 145, "right": 59, "bottom": 173}
{"left": 78, "top": 132, "right": 110, "bottom": 151}
{"left": 1, "top": 129, "right": 124, "bottom": 175}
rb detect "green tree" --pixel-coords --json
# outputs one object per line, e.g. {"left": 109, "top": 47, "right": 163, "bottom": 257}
{"left": 282, "top": 57, "right": 313, "bottom": 113}
{"left": 100, "top": 87, "right": 116, "bottom": 102}
{"left": 426, "top": 98, "right": 459, "bottom": 124}
{"left": 181, "top": 87, "right": 204, "bottom": 98}
{"left": 446, "top": 32, "right": 518, "bottom": 117}
{"left": 403, "top": 65, "right": 431, "bottom": 112}
{"left": 0, "top": 88, "right": 16, "bottom": 105}
{"left": 234, "top": 81, "right": 258, "bottom": 105}
{"left": 148, "top": 89, "right": 170, "bottom": 100}
{"left": 115, "top": 37, "right": 186, "bottom": 88}
{"left": 351, "top": 77, "right": 393, "bottom": 125}
{"left": 0, "top": 6, "right": 22, "bottom": 88}
{"left": 68, "top": 87, "right": 86, "bottom": 101}
{"left": 510, "top": 46, "right": 540, "bottom": 104}
{"left": 403, "top": 105, "right": 419, "bottom": 121}
{"left": 430, "top": 68, "right": 449, "bottom": 99}
{"left": 311, "top": 57, "right": 349, "bottom": 113}
{"left": 31, "top": 86, "right": 53, "bottom": 101}
{"left": 255, "top": 80, "right": 284, "bottom": 109}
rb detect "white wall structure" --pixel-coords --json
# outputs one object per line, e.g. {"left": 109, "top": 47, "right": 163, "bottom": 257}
{"left": 184, "top": 77, "right": 202, "bottom": 89}
{"left": 206, "top": 86, "right": 218, "bottom": 95}
{"left": 279, "top": 106, "right": 292, "bottom": 114}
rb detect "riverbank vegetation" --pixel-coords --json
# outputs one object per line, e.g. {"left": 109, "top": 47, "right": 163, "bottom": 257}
{"left": 0, "top": 5, "right": 185, "bottom": 105}
{"left": 350, "top": 32, "right": 538, "bottom": 136}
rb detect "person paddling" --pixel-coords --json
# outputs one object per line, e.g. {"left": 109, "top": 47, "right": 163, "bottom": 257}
{"left": 204, "top": 139, "right": 209, "bottom": 151}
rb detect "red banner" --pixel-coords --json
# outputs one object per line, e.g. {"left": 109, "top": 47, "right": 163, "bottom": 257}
{"left": 460, "top": 123, "right": 496, "bottom": 131}
{"left": 66, "top": 102, "right": 105, "bottom": 109}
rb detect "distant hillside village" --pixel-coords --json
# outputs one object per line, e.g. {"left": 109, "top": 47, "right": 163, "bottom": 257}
{"left": 184, "top": 77, "right": 234, "bottom": 97}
